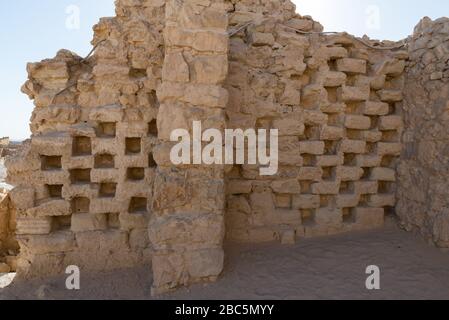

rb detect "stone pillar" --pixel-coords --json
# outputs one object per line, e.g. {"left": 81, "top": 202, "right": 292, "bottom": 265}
{"left": 150, "top": 0, "right": 229, "bottom": 294}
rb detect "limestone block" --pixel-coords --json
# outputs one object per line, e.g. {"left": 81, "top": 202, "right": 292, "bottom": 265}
{"left": 185, "top": 248, "right": 224, "bottom": 279}
{"left": 316, "top": 155, "right": 344, "bottom": 167}
{"left": 379, "top": 90, "right": 403, "bottom": 102}
{"left": 370, "top": 167, "right": 396, "bottom": 182}
{"left": 338, "top": 86, "right": 370, "bottom": 102}
{"left": 280, "top": 83, "right": 301, "bottom": 105}
{"left": 285, "top": 18, "right": 314, "bottom": 31}
{"left": 340, "top": 139, "right": 366, "bottom": 154}
{"left": 89, "top": 105, "right": 124, "bottom": 122}
{"left": 300, "top": 141, "right": 325, "bottom": 155}
{"left": 273, "top": 118, "right": 305, "bottom": 136}
{"left": 378, "top": 116, "right": 403, "bottom": 131}
{"left": 177, "top": 5, "right": 228, "bottom": 29}
{"left": 119, "top": 212, "right": 148, "bottom": 231}
{"left": 227, "top": 180, "right": 252, "bottom": 195}
{"left": 90, "top": 169, "right": 118, "bottom": 184}
{"left": 16, "top": 217, "right": 52, "bottom": 235}
{"left": 191, "top": 54, "right": 228, "bottom": 84}
{"left": 165, "top": 27, "right": 228, "bottom": 53}
{"left": 353, "top": 207, "right": 384, "bottom": 229}
{"left": 71, "top": 213, "right": 108, "bottom": 232}
{"left": 368, "top": 194, "right": 396, "bottom": 207}
{"left": 31, "top": 133, "right": 71, "bottom": 156}
{"left": 249, "top": 32, "right": 275, "bottom": 46}
{"left": 33, "top": 106, "right": 81, "bottom": 126}
{"left": 311, "top": 182, "right": 340, "bottom": 195}
{"left": 315, "top": 208, "right": 343, "bottom": 227}
{"left": 149, "top": 214, "right": 224, "bottom": 250}
{"left": 324, "top": 71, "right": 347, "bottom": 87}
{"left": 90, "top": 198, "right": 120, "bottom": 215}
{"left": 345, "top": 115, "right": 371, "bottom": 130}
{"left": 9, "top": 187, "right": 35, "bottom": 211}
{"left": 336, "top": 58, "right": 367, "bottom": 74}
{"left": 18, "top": 231, "right": 75, "bottom": 255}
{"left": 321, "top": 103, "right": 346, "bottom": 114}
{"left": 370, "top": 75, "right": 387, "bottom": 90}
{"left": 361, "top": 131, "right": 382, "bottom": 143}
{"left": 336, "top": 166, "right": 364, "bottom": 181}
{"left": 277, "top": 209, "right": 302, "bottom": 225}
{"left": 336, "top": 194, "right": 360, "bottom": 208}
{"left": 26, "top": 200, "right": 71, "bottom": 217}
{"left": 162, "top": 52, "right": 190, "bottom": 83}
{"left": 320, "top": 126, "right": 345, "bottom": 141}
{"left": 228, "top": 196, "right": 251, "bottom": 214}
{"left": 280, "top": 229, "right": 296, "bottom": 245}
{"left": 355, "top": 155, "right": 382, "bottom": 167}
{"left": 129, "top": 228, "right": 150, "bottom": 251}
{"left": 354, "top": 181, "right": 378, "bottom": 195}
{"left": 298, "top": 167, "right": 323, "bottom": 181}
{"left": 292, "top": 195, "right": 320, "bottom": 209}
{"left": 271, "top": 179, "right": 301, "bottom": 194}
{"left": 303, "top": 110, "right": 328, "bottom": 126}
{"left": 377, "top": 143, "right": 402, "bottom": 156}
{"left": 180, "top": 84, "right": 229, "bottom": 108}
{"left": 0, "top": 263, "right": 10, "bottom": 273}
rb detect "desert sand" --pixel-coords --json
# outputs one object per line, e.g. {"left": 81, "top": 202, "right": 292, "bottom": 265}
{"left": 2, "top": 218, "right": 449, "bottom": 300}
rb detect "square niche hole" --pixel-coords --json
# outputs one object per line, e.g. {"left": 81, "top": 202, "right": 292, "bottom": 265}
{"left": 70, "top": 169, "right": 91, "bottom": 185}
{"left": 97, "top": 122, "right": 117, "bottom": 138}
{"left": 99, "top": 183, "right": 117, "bottom": 198}
{"left": 129, "top": 197, "right": 148, "bottom": 214}
{"left": 71, "top": 197, "right": 90, "bottom": 214}
{"left": 148, "top": 119, "right": 158, "bottom": 137}
{"left": 107, "top": 213, "right": 120, "bottom": 229}
{"left": 301, "top": 209, "right": 315, "bottom": 226}
{"left": 41, "top": 155, "right": 62, "bottom": 171}
{"left": 343, "top": 208, "right": 356, "bottom": 224}
{"left": 94, "top": 154, "right": 115, "bottom": 169}
{"left": 129, "top": 68, "right": 147, "bottom": 79}
{"left": 53, "top": 216, "right": 71, "bottom": 231}
{"left": 127, "top": 168, "right": 145, "bottom": 181}
{"left": 126, "top": 138, "right": 141, "bottom": 155}
{"left": 148, "top": 153, "right": 157, "bottom": 168}
{"left": 72, "top": 137, "right": 92, "bottom": 156}
{"left": 46, "top": 185, "right": 63, "bottom": 199}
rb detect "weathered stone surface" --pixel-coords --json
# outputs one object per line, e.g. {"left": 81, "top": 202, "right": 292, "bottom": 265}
{"left": 6, "top": 0, "right": 443, "bottom": 297}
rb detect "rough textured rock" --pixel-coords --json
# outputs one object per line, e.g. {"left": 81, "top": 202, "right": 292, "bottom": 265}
{"left": 225, "top": 1, "right": 406, "bottom": 242}
{"left": 397, "top": 17, "right": 449, "bottom": 248}
{"left": 4, "top": 0, "right": 449, "bottom": 294}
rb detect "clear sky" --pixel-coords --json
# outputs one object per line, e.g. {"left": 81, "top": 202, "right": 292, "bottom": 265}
{"left": 0, "top": 0, "right": 448, "bottom": 140}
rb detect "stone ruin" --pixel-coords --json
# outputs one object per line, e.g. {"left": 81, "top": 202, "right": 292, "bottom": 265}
{"left": 1, "top": 0, "right": 448, "bottom": 294}
{"left": 1, "top": 138, "right": 19, "bottom": 274}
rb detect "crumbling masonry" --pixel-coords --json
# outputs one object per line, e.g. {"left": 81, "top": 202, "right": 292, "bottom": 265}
{"left": 1, "top": 0, "right": 448, "bottom": 294}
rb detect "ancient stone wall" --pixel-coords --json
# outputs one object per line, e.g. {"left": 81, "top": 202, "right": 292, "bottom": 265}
{"left": 5, "top": 0, "right": 448, "bottom": 294}
{"left": 225, "top": 1, "right": 406, "bottom": 244}
{"left": 397, "top": 17, "right": 449, "bottom": 247}
{"left": 7, "top": 0, "right": 166, "bottom": 278}
{"left": 0, "top": 189, "right": 18, "bottom": 274}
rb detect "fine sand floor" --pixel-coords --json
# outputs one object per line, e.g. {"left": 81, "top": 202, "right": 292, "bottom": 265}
{"left": 1, "top": 220, "right": 449, "bottom": 300}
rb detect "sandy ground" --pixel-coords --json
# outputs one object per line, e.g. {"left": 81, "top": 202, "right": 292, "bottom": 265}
{"left": 1, "top": 219, "right": 449, "bottom": 300}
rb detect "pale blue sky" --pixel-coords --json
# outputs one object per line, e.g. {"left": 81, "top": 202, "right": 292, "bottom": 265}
{"left": 0, "top": 0, "right": 448, "bottom": 140}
